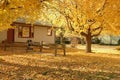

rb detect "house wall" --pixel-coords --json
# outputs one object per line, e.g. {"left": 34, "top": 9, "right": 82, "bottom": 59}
{"left": 0, "top": 30, "right": 7, "bottom": 43}
{"left": 99, "top": 35, "right": 120, "bottom": 44}
{"left": 14, "top": 26, "right": 55, "bottom": 43}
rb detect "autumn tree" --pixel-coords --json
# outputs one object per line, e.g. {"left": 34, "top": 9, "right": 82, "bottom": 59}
{"left": 41, "top": 0, "right": 120, "bottom": 53}
{"left": 0, "top": 0, "right": 119, "bottom": 53}
{"left": 0, "top": 0, "right": 48, "bottom": 31}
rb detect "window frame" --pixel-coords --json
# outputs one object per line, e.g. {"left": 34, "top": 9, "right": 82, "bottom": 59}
{"left": 18, "top": 26, "right": 34, "bottom": 38}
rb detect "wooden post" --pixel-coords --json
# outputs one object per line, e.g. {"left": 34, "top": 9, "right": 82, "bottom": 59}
{"left": 40, "top": 41, "right": 43, "bottom": 52}
{"left": 63, "top": 44, "right": 66, "bottom": 56}
{"left": 11, "top": 43, "right": 14, "bottom": 52}
{"left": 4, "top": 40, "right": 7, "bottom": 51}
{"left": 54, "top": 44, "right": 57, "bottom": 56}
{"left": 4, "top": 43, "right": 6, "bottom": 51}
{"left": 54, "top": 43, "right": 66, "bottom": 56}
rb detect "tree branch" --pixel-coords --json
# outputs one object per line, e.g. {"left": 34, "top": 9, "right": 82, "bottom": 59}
{"left": 92, "top": 26, "right": 102, "bottom": 32}
{"left": 88, "top": 19, "right": 96, "bottom": 26}
{"left": 0, "top": 0, "right": 9, "bottom": 10}
{"left": 80, "top": 32, "right": 87, "bottom": 37}
{"left": 91, "top": 27, "right": 103, "bottom": 37}
{"left": 96, "top": 0, "right": 107, "bottom": 14}
{"left": 91, "top": 20, "right": 104, "bottom": 37}
{"left": 65, "top": 16, "right": 74, "bottom": 31}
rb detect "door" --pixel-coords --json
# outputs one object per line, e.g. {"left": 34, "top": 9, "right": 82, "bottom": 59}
{"left": 7, "top": 29, "right": 14, "bottom": 43}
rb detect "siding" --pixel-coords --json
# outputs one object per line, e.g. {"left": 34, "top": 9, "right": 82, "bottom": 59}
{"left": 99, "top": 35, "right": 120, "bottom": 44}
{"left": 14, "top": 26, "right": 55, "bottom": 43}
{"left": 0, "top": 30, "right": 7, "bottom": 43}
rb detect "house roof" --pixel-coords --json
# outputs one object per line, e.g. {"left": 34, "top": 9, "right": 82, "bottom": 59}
{"left": 11, "top": 18, "right": 57, "bottom": 28}
{"left": 11, "top": 22, "right": 53, "bottom": 28}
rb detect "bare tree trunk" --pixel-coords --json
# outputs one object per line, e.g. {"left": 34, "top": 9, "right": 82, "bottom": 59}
{"left": 86, "top": 35, "right": 92, "bottom": 53}
{"left": 85, "top": 29, "right": 92, "bottom": 53}
{"left": 80, "top": 38, "right": 85, "bottom": 45}
{"left": 60, "top": 33, "right": 64, "bottom": 44}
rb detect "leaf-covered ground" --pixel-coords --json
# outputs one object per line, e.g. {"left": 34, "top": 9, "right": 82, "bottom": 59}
{"left": 0, "top": 45, "right": 120, "bottom": 80}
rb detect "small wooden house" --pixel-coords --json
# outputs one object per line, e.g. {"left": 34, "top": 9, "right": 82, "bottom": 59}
{"left": 0, "top": 21, "right": 56, "bottom": 44}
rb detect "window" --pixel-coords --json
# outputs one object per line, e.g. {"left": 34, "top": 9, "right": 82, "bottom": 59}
{"left": 22, "top": 27, "right": 30, "bottom": 37}
{"left": 18, "top": 26, "right": 34, "bottom": 38}
{"left": 47, "top": 28, "right": 52, "bottom": 36}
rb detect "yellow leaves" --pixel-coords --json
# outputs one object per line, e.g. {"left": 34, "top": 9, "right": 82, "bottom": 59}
{"left": 0, "top": 0, "right": 119, "bottom": 35}
{"left": 0, "top": 46, "right": 120, "bottom": 79}
{"left": 22, "top": 0, "right": 40, "bottom": 10}
{"left": 0, "top": 0, "right": 44, "bottom": 31}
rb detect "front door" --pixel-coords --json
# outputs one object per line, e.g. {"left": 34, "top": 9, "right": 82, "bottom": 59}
{"left": 7, "top": 29, "right": 14, "bottom": 43}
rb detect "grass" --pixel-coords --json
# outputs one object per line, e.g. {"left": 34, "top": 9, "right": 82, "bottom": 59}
{"left": 0, "top": 46, "right": 120, "bottom": 80}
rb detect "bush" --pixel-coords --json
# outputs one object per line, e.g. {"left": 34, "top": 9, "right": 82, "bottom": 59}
{"left": 64, "top": 40, "right": 71, "bottom": 44}
{"left": 92, "top": 37, "right": 100, "bottom": 44}
{"left": 55, "top": 40, "right": 60, "bottom": 44}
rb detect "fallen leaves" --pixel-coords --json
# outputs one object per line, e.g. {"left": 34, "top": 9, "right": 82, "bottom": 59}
{"left": 0, "top": 47, "right": 120, "bottom": 80}
{"left": 116, "top": 46, "right": 120, "bottom": 50}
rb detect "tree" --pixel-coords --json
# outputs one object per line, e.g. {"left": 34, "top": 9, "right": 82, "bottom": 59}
{"left": 41, "top": 0, "right": 120, "bottom": 53}
{"left": 1, "top": 0, "right": 119, "bottom": 53}
{"left": 0, "top": 0, "right": 46, "bottom": 31}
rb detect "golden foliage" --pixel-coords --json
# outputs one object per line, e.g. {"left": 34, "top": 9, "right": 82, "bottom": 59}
{"left": 42, "top": 0, "right": 120, "bottom": 36}
{"left": 0, "top": 0, "right": 119, "bottom": 34}
{"left": 0, "top": 0, "right": 43, "bottom": 31}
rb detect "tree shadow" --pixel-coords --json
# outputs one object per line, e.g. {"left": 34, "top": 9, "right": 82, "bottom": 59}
{"left": 0, "top": 60, "right": 120, "bottom": 80}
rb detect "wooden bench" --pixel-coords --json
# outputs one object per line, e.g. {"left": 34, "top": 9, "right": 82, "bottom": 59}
{"left": 41, "top": 41, "right": 66, "bottom": 56}
{"left": 26, "top": 42, "right": 42, "bottom": 52}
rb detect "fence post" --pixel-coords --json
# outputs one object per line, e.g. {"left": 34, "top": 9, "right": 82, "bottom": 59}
{"left": 54, "top": 44, "right": 57, "bottom": 56}
{"left": 63, "top": 44, "right": 66, "bottom": 56}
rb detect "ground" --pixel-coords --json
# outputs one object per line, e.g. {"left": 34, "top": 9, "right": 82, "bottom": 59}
{"left": 0, "top": 44, "right": 120, "bottom": 80}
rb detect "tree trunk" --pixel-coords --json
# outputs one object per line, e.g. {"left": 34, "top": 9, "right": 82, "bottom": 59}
{"left": 60, "top": 33, "right": 64, "bottom": 44}
{"left": 80, "top": 38, "right": 85, "bottom": 45}
{"left": 86, "top": 36, "right": 92, "bottom": 53}
{"left": 85, "top": 29, "right": 92, "bottom": 53}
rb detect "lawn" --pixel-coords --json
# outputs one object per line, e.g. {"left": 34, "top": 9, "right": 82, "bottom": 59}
{"left": 0, "top": 46, "right": 120, "bottom": 80}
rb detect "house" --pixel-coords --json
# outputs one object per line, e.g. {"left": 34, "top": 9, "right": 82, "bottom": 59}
{"left": 99, "top": 35, "right": 120, "bottom": 45}
{"left": 0, "top": 21, "right": 56, "bottom": 44}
